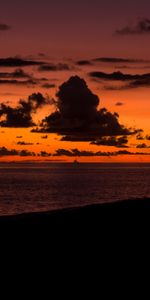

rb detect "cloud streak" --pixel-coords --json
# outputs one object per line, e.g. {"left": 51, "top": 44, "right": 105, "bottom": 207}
{"left": 0, "top": 69, "right": 32, "bottom": 79}
{"left": 0, "top": 147, "right": 149, "bottom": 158}
{"left": 38, "top": 63, "right": 71, "bottom": 72}
{"left": 0, "top": 79, "right": 37, "bottom": 86}
{"left": 89, "top": 71, "right": 150, "bottom": 89}
{"left": 89, "top": 71, "right": 150, "bottom": 81}
{"left": 93, "top": 57, "right": 147, "bottom": 63}
{"left": 53, "top": 148, "right": 150, "bottom": 157}
{"left": 0, "top": 57, "right": 44, "bottom": 67}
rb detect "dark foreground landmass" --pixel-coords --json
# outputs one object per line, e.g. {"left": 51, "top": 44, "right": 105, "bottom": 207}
{"left": 0, "top": 198, "right": 150, "bottom": 232}
{"left": 1, "top": 198, "right": 150, "bottom": 260}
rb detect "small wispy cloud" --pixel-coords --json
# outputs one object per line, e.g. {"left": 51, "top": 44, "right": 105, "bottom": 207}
{"left": 116, "top": 18, "right": 150, "bottom": 35}
{"left": 0, "top": 23, "right": 11, "bottom": 31}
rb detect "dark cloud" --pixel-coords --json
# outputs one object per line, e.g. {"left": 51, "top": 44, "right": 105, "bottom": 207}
{"left": 93, "top": 57, "right": 147, "bottom": 63}
{"left": 38, "top": 53, "right": 47, "bottom": 57}
{"left": 0, "top": 70, "right": 56, "bottom": 87}
{"left": 53, "top": 148, "right": 112, "bottom": 157}
{"left": 38, "top": 151, "right": 51, "bottom": 157}
{"left": 53, "top": 148, "right": 150, "bottom": 157}
{"left": 115, "top": 102, "right": 124, "bottom": 106}
{"left": 0, "top": 69, "right": 31, "bottom": 79}
{"left": 0, "top": 23, "right": 11, "bottom": 31}
{"left": 0, "top": 93, "right": 48, "bottom": 128}
{"left": 39, "top": 77, "right": 49, "bottom": 82}
{"left": 136, "top": 143, "right": 150, "bottom": 149}
{"left": 19, "top": 150, "right": 36, "bottom": 157}
{"left": 38, "top": 63, "right": 71, "bottom": 72}
{"left": 0, "top": 57, "right": 44, "bottom": 68}
{"left": 17, "top": 141, "right": 34, "bottom": 146}
{"left": 0, "top": 147, "right": 53, "bottom": 158}
{"left": 0, "top": 79, "right": 37, "bottom": 86}
{"left": 16, "top": 136, "right": 23, "bottom": 139}
{"left": 10, "top": 69, "right": 32, "bottom": 79}
{"left": 41, "top": 83, "right": 56, "bottom": 89}
{"left": 89, "top": 71, "right": 150, "bottom": 89}
{"left": 0, "top": 147, "right": 35, "bottom": 157}
{"left": 116, "top": 150, "right": 150, "bottom": 155}
{"left": 32, "top": 76, "right": 138, "bottom": 142}
{"left": 89, "top": 71, "right": 150, "bottom": 81}
{"left": 106, "top": 80, "right": 150, "bottom": 90}
{"left": 128, "top": 78, "right": 150, "bottom": 89}
{"left": 0, "top": 147, "right": 18, "bottom": 156}
{"left": 91, "top": 136, "right": 128, "bottom": 148}
{"left": 136, "top": 133, "right": 144, "bottom": 140}
{"left": 41, "top": 135, "right": 48, "bottom": 139}
{"left": 116, "top": 18, "right": 150, "bottom": 35}
{"left": 76, "top": 60, "right": 92, "bottom": 66}
{"left": 0, "top": 146, "right": 149, "bottom": 158}
{"left": 146, "top": 135, "right": 150, "bottom": 140}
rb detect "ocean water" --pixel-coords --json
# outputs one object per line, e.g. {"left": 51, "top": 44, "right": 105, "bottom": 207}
{"left": 0, "top": 162, "right": 150, "bottom": 215}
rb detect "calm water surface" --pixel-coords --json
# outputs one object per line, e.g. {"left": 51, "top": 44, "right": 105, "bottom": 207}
{"left": 0, "top": 162, "right": 150, "bottom": 215}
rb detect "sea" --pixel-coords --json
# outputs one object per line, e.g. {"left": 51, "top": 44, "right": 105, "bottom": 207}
{"left": 0, "top": 162, "right": 150, "bottom": 216}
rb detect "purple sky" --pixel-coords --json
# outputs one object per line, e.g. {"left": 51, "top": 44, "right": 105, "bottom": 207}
{"left": 1, "top": 0, "right": 150, "bottom": 58}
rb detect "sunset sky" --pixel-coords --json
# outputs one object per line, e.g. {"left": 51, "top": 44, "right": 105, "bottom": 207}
{"left": 1, "top": 0, "right": 150, "bottom": 162}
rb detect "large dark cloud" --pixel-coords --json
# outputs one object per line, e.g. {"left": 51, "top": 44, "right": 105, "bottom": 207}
{"left": 38, "top": 63, "right": 71, "bottom": 72}
{"left": 0, "top": 93, "right": 48, "bottom": 128}
{"left": 0, "top": 23, "right": 11, "bottom": 31}
{"left": 0, "top": 57, "right": 44, "bottom": 67}
{"left": 32, "top": 76, "right": 138, "bottom": 142}
{"left": 116, "top": 18, "right": 150, "bottom": 35}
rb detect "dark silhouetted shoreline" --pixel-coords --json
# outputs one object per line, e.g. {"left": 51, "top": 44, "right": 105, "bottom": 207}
{"left": 0, "top": 198, "right": 150, "bottom": 230}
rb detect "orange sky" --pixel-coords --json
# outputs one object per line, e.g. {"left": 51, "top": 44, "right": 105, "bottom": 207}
{"left": 1, "top": 1, "right": 150, "bottom": 162}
